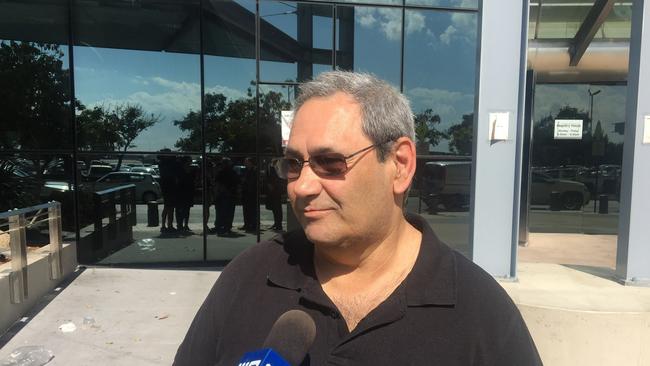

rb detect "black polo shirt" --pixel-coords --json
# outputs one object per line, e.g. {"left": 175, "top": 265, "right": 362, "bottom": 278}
{"left": 174, "top": 214, "right": 542, "bottom": 365}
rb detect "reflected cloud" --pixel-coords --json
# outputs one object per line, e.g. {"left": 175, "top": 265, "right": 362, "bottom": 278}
{"left": 356, "top": 8, "right": 426, "bottom": 41}
{"left": 84, "top": 76, "right": 248, "bottom": 150}
{"left": 406, "top": 87, "right": 474, "bottom": 128}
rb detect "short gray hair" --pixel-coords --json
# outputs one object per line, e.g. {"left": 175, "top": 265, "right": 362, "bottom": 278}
{"left": 294, "top": 71, "right": 415, "bottom": 161}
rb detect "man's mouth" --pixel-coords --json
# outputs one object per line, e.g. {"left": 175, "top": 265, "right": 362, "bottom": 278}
{"left": 302, "top": 207, "right": 334, "bottom": 218}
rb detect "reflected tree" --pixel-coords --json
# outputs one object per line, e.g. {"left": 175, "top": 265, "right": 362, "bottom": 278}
{"left": 533, "top": 106, "right": 591, "bottom": 167}
{"left": 0, "top": 41, "right": 71, "bottom": 178}
{"left": 447, "top": 113, "right": 473, "bottom": 156}
{"left": 77, "top": 103, "right": 159, "bottom": 170}
{"left": 414, "top": 109, "right": 446, "bottom": 154}
{"left": 174, "top": 88, "right": 291, "bottom": 154}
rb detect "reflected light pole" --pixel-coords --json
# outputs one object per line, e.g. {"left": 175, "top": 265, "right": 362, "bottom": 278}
{"left": 588, "top": 88, "right": 601, "bottom": 213}
{"left": 588, "top": 88, "right": 601, "bottom": 134}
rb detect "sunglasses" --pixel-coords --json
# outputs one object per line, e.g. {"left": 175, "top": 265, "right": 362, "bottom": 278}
{"left": 273, "top": 143, "right": 386, "bottom": 180}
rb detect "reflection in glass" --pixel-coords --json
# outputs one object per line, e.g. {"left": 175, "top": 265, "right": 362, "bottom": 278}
{"left": 72, "top": 0, "right": 201, "bottom": 152}
{"left": 202, "top": 0, "right": 258, "bottom": 154}
{"left": 259, "top": 156, "right": 289, "bottom": 243}
{"left": 335, "top": 6, "right": 401, "bottom": 87}
{"left": 77, "top": 153, "right": 203, "bottom": 264}
{"left": 258, "top": 85, "right": 295, "bottom": 156}
{"left": 406, "top": 0, "right": 478, "bottom": 9}
{"left": 0, "top": 1, "right": 71, "bottom": 151}
{"left": 0, "top": 154, "right": 77, "bottom": 244}
{"left": 403, "top": 10, "right": 477, "bottom": 256}
{"left": 528, "top": 84, "right": 625, "bottom": 236}
{"left": 0, "top": 41, "right": 72, "bottom": 151}
{"left": 206, "top": 155, "right": 259, "bottom": 261}
{"left": 260, "top": 1, "right": 333, "bottom": 82}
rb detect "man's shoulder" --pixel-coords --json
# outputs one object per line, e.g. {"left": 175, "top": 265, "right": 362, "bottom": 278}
{"left": 221, "top": 230, "right": 311, "bottom": 278}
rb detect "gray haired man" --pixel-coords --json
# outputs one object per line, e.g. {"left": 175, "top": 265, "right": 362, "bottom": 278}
{"left": 174, "top": 71, "right": 542, "bottom": 366}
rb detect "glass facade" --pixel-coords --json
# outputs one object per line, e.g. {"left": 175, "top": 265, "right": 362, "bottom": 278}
{"left": 520, "top": 2, "right": 631, "bottom": 272}
{"left": 0, "top": 0, "right": 478, "bottom": 265}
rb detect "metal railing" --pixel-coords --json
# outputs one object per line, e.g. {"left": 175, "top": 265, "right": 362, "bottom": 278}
{"left": 0, "top": 201, "right": 63, "bottom": 304}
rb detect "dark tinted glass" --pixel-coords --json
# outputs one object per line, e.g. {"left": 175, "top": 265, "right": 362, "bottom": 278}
{"left": 259, "top": 1, "right": 334, "bottom": 82}
{"left": 0, "top": 153, "right": 77, "bottom": 244}
{"left": 202, "top": 0, "right": 257, "bottom": 154}
{"left": 73, "top": 0, "right": 201, "bottom": 153}
{"left": 403, "top": 10, "right": 477, "bottom": 256}
{"left": 335, "top": 6, "right": 401, "bottom": 87}
{"left": 406, "top": 0, "right": 478, "bottom": 9}
{"left": 0, "top": 1, "right": 72, "bottom": 151}
{"left": 206, "top": 155, "right": 259, "bottom": 261}
{"left": 258, "top": 84, "right": 295, "bottom": 155}
{"left": 76, "top": 153, "right": 203, "bottom": 264}
{"left": 519, "top": 84, "right": 625, "bottom": 271}
{"left": 259, "top": 156, "right": 289, "bottom": 243}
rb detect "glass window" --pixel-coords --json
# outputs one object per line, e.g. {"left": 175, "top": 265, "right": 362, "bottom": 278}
{"left": 258, "top": 84, "right": 296, "bottom": 156}
{"left": 0, "top": 1, "right": 72, "bottom": 151}
{"left": 0, "top": 153, "right": 77, "bottom": 244}
{"left": 206, "top": 155, "right": 259, "bottom": 261}
{"left": 202, "top": 0, "right": 258, "bottom": 154}
{"left": 73, "top": 0, "right": 201, "bottom": 153}
{"left": 520, "top": 83, "right": 625, "bottom": 271}
{"left": 403, "top": 9, "right": 477, "bottom": 256}
{"left": 335, "top": 6, "right": 402, "bottom": 87}
{"left": 260, "top": 1, "right": 333, "bottom": 82}
{"left": 405, "top": 0, "right": 478, "bottom": 10}
{"left": 77, "top": 153, "right": 203, "bottom": 264}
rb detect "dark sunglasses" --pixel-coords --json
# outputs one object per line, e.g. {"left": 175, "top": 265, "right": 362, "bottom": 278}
{"left": 273, "top": 143, "right": 385, "bottom": 180}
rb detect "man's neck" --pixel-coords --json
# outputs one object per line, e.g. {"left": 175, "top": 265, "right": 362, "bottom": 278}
{"left": 313, "top": 214, "right": 422, "bottom": 331}
{"left": 313, "top": 214, "right": 422, "bottom": 294}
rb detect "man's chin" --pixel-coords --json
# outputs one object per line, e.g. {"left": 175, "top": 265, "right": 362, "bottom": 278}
{"left": 302, "top": 224, "right": 340, "bottom": 247}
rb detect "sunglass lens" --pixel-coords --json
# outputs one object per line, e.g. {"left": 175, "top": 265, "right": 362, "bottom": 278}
{"left": 312, "top": 155, "right": 347, "bottom": 176}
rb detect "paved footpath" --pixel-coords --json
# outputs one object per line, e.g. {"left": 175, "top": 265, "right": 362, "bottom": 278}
{"left": 0, "top": 267, "right": 219, "bottom": 366}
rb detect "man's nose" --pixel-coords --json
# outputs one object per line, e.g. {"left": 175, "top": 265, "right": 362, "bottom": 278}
{"left": 291, "top": 163, "right": 322, "bottom": 197}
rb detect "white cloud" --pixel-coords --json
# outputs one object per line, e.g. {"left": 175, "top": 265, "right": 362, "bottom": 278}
{"left": 356, "top": 8, "right": 377, "bottom": 27}
{"left": 355, "top": 8, "right": 427, "bottom": 42}
{"left": 406, "top": 87, "right": 475, "bottom": 127}
{"left": 440, "top": 25, "right": 457, "bottom": 45}
{"left": 87, "top": 77, "right": 248, "bottom": 150}
{"left": 442, "top": 11, "right": 477, "bottom": 45}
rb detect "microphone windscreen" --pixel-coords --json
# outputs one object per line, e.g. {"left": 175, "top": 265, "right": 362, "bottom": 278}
{"left": 262, "top": 310, "right": 317, "bottom": 365}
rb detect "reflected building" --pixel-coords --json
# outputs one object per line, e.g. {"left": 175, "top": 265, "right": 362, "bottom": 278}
{"left": 0, "top": 0, "right": 649, "bottom": 285}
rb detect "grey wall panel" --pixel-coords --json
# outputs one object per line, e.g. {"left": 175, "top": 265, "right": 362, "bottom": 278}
{"left": 471, "top": 0, "right": 528, "bottom": 277}
{"left": 616, "top": 0, "right": 650, "bottom": 285}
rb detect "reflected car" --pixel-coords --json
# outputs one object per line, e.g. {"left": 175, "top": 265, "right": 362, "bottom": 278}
{"left": 420, "top": 162, "right": 590, "bottom": 211}
{"left": 530, "top": 172, "right": 590, "bottom": 210}
{"left": 82, "top": 165, "right": 114, "bottom": 181}
{"left": 93, "top": 172, "right": 162, "bottom": 203}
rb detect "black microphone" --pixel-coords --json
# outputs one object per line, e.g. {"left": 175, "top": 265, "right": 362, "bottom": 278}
{"left": 237, "top": 310, "right": 316, "bottom": 366}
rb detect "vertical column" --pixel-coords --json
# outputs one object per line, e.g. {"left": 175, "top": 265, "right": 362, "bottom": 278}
{"left": 471, "top": 0, "right": 529, "bottom": 277}
{"left": 616, "top": 0, "right": 650, "bottom": 285}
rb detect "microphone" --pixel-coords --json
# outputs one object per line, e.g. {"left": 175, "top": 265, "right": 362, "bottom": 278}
{"left": 237, "top": 310, "right": 316, "bottom": 366}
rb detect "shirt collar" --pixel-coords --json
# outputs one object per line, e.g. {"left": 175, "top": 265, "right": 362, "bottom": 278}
{"left": 266, "top": 213, "right": 457, "bottom": 307}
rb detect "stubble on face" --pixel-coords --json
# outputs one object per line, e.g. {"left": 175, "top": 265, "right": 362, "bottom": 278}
{"left": 286, "top": 93, "right": 397, "bottom": 252}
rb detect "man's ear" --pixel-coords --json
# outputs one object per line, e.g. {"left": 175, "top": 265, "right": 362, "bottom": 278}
{"left": 391, "top": 137, "right": 417, "bottom": 196}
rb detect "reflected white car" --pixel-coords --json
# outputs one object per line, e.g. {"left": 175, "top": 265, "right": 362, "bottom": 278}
{"left": 94, "top": 172, "right": 162, "bottom": 203}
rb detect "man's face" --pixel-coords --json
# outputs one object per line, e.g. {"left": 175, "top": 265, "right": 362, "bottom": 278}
{"left": 286, "top": 92, "right": 397, "bottom": 248}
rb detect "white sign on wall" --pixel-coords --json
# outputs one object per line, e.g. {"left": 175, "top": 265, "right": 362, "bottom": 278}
{"left": 554, "top": 119, "right": 583, "bottom": 140}
{"left": 488, "top": 112, "right": 509, "bottom": 141}
{"left": 643, "top": 115, "right": 650, "bottom": 144}
{"left": 281, "top": 110, "right": 294, "bottom": 148}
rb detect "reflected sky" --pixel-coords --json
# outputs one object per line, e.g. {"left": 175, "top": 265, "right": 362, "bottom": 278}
{"left": 534, "top": 84, "right": 626, "bottom": 144}
{"left": 72, "top": 5, "right": 479, "bottom": 153}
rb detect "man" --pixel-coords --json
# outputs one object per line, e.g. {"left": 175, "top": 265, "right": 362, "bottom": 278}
{"left": 174, "top": 72, "right": 542, "bottom": 365}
